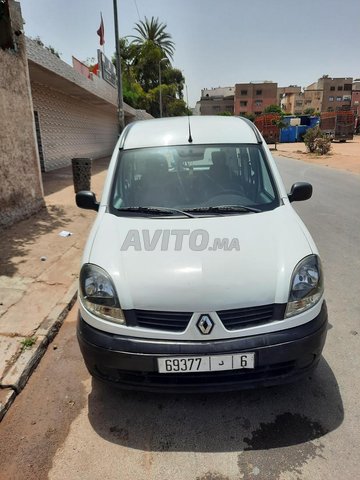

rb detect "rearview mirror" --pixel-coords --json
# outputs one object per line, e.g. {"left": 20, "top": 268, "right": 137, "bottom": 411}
{"left": 288, "top": 182, "right": 312, "bottom": 202}
{"left": 76, "top": 191, "right": 99, "bottom": 211}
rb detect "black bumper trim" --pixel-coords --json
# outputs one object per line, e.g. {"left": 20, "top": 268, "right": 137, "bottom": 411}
{"left": 77, "top": 302, "right": 328, "bottom": 392}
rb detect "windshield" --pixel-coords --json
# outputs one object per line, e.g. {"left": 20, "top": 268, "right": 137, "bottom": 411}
{"left": 110, "top": 144, "right": 280, "bottom": 215}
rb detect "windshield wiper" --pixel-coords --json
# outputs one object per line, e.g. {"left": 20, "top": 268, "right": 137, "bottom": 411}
{"left": 185, "top": 205, "right": 261, "bottom": 214}
{"left": 116, "top": 206, "right": 196, "bottom": 218}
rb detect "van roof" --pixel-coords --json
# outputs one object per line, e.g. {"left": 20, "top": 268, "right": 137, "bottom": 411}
{"left": 122, "top": 116, "right": 260, "bottom": 149}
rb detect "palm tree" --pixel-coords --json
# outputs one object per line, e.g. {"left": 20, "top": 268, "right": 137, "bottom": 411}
{"left": 130, "top": 16, "right": 175, "bottom": 60}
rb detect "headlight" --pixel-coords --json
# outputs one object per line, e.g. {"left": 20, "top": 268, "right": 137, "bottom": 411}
{"left": 285, "top": 255, "right": 324, "bottom": 318}
{"left": 79, "top": 264, "right": 126, "bottom": 324}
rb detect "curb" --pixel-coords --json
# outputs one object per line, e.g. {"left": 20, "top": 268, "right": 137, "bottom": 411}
{"left": 0, "top": 281, "right": 78, "bottom": 422}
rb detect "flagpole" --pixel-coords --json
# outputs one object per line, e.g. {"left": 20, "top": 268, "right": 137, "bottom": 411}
{"left": 101, "top": 11, "right": 105, "bottom": 55}
{"left": 113, "top": 0, "right": 125, "bottom": 133}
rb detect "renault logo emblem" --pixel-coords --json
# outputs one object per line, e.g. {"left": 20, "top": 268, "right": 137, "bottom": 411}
{"left": 197, "top": 315, "right": 214, "bottom": 335}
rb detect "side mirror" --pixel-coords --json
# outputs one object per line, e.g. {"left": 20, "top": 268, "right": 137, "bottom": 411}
{"left": 76, "top": 191, "right": 99, "bottom": 211}
{"left": 288, "top": 182, "right": 312, "bottom": 202}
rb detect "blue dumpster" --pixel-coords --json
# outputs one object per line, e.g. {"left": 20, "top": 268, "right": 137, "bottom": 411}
{"left": 296, "top": 125, "right": 308, "bottom": 141}
{"left": 280, "top": 126, "right": 297, "bottom": 143}
{"left": 309, "top": 116, "right": 320, "bottom": 128}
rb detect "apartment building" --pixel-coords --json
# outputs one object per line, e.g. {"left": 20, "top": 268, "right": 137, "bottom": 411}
{"left": 278, "top": 86, "right": 303, "bottom": 114}
{"left": 302, "top": 82, "right": 323, "bottom": 114}
{"left": 317, "top": 77, "right": 353, "bottom": 112}
{"left": 234, "top": 82, "right": 277, "bottom": 116}
{"left": 351, "top": 79, "right": 360, "bottom": 116}
{"left": 199, "top": 87, "right": 235, "bottom": 115}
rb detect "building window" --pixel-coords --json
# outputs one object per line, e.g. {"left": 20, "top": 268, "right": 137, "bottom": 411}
{"left": 327, "top": 107, "right": 334, "bottom": 112}
{"left": 343, "top": 95, "right": 351, "bottom": 101}
{"left": 255, "top": 100, "right": 263, "bottom": 106}
{"left": 240, "top": 90, "right": 247, "bottom": 95}
{"left": 344, "top": 84, "right": 352, "bottom": 91}
{"left": 254, "top": 111, "right": 262, "bottom": 115}
{"left": 213, "top": 105, "right": 220, "bottom": 111}
{"left": 330, "top": 86, "right": 335, "bottom": 91}
{"left": 329, "top": 96, "right": 334, "bottom": 101}
{"left": 336, "top": 96, "right": 342, "bottom": 101}
{"left": 226, "top": 105, "right": 233, "bottom": 112}
{"left": 240, "top": 101, "right": 247, "bottom": 107}
{"left": 337, "top": 86, "right": 343, "bottom": 91}
{"left": 255, "top": 90, "right": 262, "bottom": 96}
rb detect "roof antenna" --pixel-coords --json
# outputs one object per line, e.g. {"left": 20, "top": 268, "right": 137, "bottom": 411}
{"left": 186, "top": 85, "right": 193, "bottom": 143}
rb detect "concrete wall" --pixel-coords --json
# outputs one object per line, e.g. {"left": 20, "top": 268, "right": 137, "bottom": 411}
{"left": 31, "top": 81, "right": 118, "bottom": 171}
{"left": 0, "top": 1, "right": 44, "bottom": 228}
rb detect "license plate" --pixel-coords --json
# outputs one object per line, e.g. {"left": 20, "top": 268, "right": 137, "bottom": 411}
{"left": 158, "top": 353, "right": 255, "bottom": 373}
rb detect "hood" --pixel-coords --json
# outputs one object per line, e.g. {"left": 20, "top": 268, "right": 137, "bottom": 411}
{"left": 86, "top": 206, "right": 313, "bottom": 311}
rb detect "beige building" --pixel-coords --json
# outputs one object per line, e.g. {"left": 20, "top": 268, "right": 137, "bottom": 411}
{"left": 352, "top": 79, "right": 360, "bottom": 116}
{"left": 303, "top": 77, "right": 353, "bottom": 114}
{"left": 278, "top": 86, "right": 303, "bottom": 114}
{"left": 320, "top": 77, "right": 352, "bottom": 112}
{"left": 302, "top": 82, "right": 323, "bottom": 114}
{"left": 199, "top": 87, "right": 235, "bottom": 115}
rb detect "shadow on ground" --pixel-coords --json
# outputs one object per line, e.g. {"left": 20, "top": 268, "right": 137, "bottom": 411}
{"left": 42, "top": 157, "right": 110, "bottom": 197}
{"left": 0, "top": 205, "right": 71, "bottom": 277}
{"left": 88, "top": 357, "right": 342, "bottom": 454}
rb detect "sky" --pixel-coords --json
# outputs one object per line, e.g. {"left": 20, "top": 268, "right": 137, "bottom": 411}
{"left": 20, "top": 0, "right": 360, "bottom": 107}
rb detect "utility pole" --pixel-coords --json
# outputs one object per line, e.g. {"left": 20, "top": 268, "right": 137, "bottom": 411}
{"left": 159, "top": 58, "right": 167, "bottom": 118}
{"left": 113, "top": 0, "right": 125, "bottom": 133}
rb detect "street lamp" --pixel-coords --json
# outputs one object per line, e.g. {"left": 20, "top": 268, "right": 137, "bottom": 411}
{"left": 159, "top": 58, "right": 167, "bottom": 118}
{"left": 113, "top": 0, "right": 125, "bottom": 133}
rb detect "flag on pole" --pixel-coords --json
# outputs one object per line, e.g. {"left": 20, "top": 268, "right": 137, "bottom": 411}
{"left": 97, "top": 13, "right": 105, "bottom": 46}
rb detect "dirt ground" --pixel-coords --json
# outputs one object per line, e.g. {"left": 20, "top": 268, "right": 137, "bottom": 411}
{"left": 275, "top": 135, "right": 360, "bottom": 175}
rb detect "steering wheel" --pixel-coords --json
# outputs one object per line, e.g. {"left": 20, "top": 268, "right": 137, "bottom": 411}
{"left": 175, "top": 170, "right": 191, "bottom": 203}
{"left": 208, "top": 189, "right": 245, "bottom": 199}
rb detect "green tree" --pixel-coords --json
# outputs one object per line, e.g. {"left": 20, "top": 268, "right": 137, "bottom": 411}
{"left": 162, "top": 67, "right": 185, "bottom": 99}
{"left": 130, "top": 16, "right": 175, "bottom": 59}
{"left": 132, "top": 41, "right": 165, "bottom": 91}
{"left": 113, "top": 19, "right": 189, "bottom": 117}
{"left": 239, "top": 112, "right": 255, "bottom": 122}
{"left": 304, "top": 107, "right": 315, "bottom": 115}
{"left": 303, "top": 127, "right": 331, "bottom": 155}
{"left": 147, "top": 84, "right": 190, "bottom": 117}
{"left": 263, "top": 104, "right": 283, "bottom": 115}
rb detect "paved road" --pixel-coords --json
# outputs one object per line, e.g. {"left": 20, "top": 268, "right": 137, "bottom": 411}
{"left": 0, "top": 157, "right": 359, "bottom": 480}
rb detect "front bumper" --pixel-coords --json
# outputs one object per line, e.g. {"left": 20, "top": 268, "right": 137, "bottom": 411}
{"left": 77, "top": 302, "right": 328, "bottom": 392}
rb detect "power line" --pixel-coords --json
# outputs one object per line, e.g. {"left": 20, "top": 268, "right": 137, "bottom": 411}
{"left": 133, "top": 0, "right": 141, "bottom": 20}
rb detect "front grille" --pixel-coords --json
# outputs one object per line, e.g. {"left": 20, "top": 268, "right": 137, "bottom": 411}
{"left": 124, "top": 304, "right": 285, "bottom": 333}
{"left": 218, "top": 304, "right": 276, "bottom": 330}
{"left": 133, "top": 310, "right": 192, "bottom": 332}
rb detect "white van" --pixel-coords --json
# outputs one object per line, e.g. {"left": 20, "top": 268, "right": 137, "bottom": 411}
{"left": 76, "top": 116, "right": 327, "bottom": 392}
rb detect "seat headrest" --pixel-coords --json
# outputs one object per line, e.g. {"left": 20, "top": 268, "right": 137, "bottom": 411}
{"left": 211, "top": 151, "right": 226, "bottom": 165}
